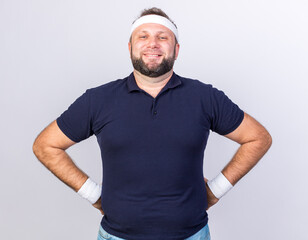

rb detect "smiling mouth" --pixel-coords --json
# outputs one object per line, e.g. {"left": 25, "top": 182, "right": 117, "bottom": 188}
{"left": 143, "top": 54, "right": 162, "bottom": 58}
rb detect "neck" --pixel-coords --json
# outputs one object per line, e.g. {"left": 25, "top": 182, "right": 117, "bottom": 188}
{"left": 133, "top": 69, "right": 174, "bottom": 91}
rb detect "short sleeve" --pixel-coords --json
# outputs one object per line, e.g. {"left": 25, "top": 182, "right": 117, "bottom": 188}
{"left": 56, "top": 89, "right": 93, "bottom": 142}
{"left": 210, "top": 86, "right": 244, "bottom": 135}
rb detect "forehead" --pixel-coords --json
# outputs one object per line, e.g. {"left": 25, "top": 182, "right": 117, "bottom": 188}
{"left": 132, "top": 23, "right": 174, "bottom": 35}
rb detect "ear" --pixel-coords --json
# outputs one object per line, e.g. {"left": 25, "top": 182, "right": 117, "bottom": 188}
{"left": 174, "top": 43, "right": 180, "bottom": 60}
{"left": 128, "top": 41, "right": 131, "bottom": 53}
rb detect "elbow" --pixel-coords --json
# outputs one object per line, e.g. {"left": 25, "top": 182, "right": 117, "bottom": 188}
{"left": 264, "top": 130, "right": 272, "bottom": 148}
{"left": 260, "top": 129, "right": 272, "bottom": 153}
{"left": 32, "top": 138, "right": 54, "bottom": 169}
{"left": 32, "top": 135, "right": 49, "bottom": 161}
{"left": 32, "top": 137, "right": 43, "bottom": 160}
{"left": 33, "top": 135, "right": 64, "bottom": 169}
{"left": 267, "top": 132, "right": 273, "bottom": 149}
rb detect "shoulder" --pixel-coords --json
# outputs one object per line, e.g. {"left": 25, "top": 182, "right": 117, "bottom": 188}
{"left": 175, "top": 73, "right": 215, "bottom": 95}
{"left": 177, "top": 74, "right": 234, "bottom": 99}
{"left": 83, "top": 75, "right": 130, "bottom": 102}
{"left": 88, "top": 77, "right": 127, "bottom": 94}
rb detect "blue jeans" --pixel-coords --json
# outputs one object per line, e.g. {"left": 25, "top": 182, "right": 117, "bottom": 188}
{"left": 97, "top": 224, "right": 211, "bottom": 240}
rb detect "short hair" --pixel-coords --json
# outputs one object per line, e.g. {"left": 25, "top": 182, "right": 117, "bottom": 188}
{"left": 130, "top": 7, "right": 178, "bottom": 44}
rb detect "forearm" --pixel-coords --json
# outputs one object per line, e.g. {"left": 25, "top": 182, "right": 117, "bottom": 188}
{"left": 222, "top": 136, "right": 272, "bottom": 186}
{"left": 33, "top": 146, "right": 88, "bottom": 192}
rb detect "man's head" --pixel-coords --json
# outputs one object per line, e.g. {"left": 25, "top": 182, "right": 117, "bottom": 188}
{"left": 128, "top": 7, "right": 180, "bottom": 78}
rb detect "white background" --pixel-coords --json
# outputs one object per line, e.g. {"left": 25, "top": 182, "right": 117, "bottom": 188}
{"left": 1, "top": 0, "right": 307, "bottom": 239}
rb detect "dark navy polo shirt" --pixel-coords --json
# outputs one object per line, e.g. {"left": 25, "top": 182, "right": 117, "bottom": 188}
{"left": 56, "top": 71, "right": 244, "bottom": 240}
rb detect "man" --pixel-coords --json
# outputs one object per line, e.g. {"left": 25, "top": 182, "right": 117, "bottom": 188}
{"left": 33, "top": 7, "right": 272, "bottom": 240}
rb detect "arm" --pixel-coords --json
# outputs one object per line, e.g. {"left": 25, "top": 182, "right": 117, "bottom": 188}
{"left": 205, "top": 112, "right": 272, "bottom": 209}
{"left": 32, "top": 120, "right": 104, "bottom": 214}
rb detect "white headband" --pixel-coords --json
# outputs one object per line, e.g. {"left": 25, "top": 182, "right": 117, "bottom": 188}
{"left": 130, "top": 15, "right": 179, "bottom": 42}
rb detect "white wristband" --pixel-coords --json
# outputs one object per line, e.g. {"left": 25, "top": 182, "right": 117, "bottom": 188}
{"left": 77, "top": 178, "right": 102, "bottom": 204}
{"left": 207, "top": 172, "right": 233, "bottom": 199}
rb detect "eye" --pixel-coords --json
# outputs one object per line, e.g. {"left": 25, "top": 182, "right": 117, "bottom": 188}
{"left": 159, "top": 36, "right": 167, "bottom": 40}
{"left": 139, "top": 35, "right": 147, "bottom": 39}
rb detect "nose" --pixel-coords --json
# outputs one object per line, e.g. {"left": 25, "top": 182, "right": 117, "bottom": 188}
{"left": 147, "top": 36, "right": 159, "bottom": 48}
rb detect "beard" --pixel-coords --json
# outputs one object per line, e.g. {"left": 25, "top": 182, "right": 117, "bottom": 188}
{"left": 130, "top": 46, "right": 176, "bottom": 78}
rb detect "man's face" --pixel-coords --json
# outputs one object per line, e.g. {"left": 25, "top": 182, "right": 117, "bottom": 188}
{"left": 128, "top": 23, "right": 180, "bottom": 78}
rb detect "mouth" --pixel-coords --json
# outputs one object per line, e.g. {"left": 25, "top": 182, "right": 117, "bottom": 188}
{"left": 143, "top": 53, "right": 163, "bottom": 59}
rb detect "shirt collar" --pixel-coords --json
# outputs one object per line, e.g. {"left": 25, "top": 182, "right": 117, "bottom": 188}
{"left": 127, "top": 71, "right": 182, "bottom": 93}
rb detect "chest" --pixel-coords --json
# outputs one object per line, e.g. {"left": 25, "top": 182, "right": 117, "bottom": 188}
{"left": 93, "top": 91, "right": 212, "bottom": 153}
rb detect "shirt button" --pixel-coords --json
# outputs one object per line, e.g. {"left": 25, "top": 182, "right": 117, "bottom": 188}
{"left": 154, "top": 111, "right": 157, "bottom": 115}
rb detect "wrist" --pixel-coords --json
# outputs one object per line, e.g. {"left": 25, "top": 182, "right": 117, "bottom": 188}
{"left": 207, "top": 172, "right": 233, "bottom": 199}
{"left": 77, "top": 178, "right": 102, "bottom": 204}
